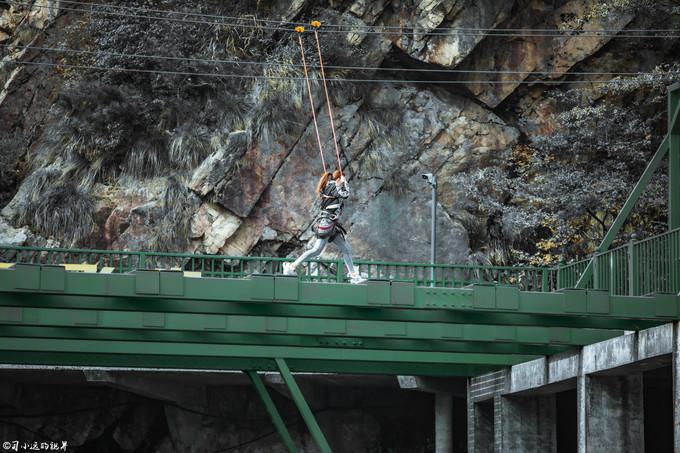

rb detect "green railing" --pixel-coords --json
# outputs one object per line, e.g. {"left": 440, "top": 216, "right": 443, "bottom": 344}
{"left": 556, "top": 258, "right": 592, "bottom": 289}
{"left": 0, "top": 245, "right": 555, "bottom": 291}
{"left": 556, "top": 228, "right": 680, "bottom": 296}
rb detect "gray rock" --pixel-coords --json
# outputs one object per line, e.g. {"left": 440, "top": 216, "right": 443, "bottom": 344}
{"left": 391, "top": 0, "right": 516, "bottom": 67}
{"left": 112, "top": 403, "right": 160, "bottom": 451}
{"left": 0, "top": 216, "right": 28, "bottom": 246}
{"left": 347, "top": 189, "right": 469, "bottom": 264}
{"left": 189, "top": 131, "right": 249, "bottom": 198}
{"left": 191, "top": 204, "right": 242, "bottom": 254}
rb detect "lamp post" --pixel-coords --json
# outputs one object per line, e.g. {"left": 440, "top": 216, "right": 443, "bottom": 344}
{"left": 422, "top": 173, "right": 437, "bottom": 287}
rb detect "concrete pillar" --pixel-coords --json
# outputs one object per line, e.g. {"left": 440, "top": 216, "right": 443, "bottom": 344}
{"left": 468, "top": 397, "right": 494, "bottom": 453}
{"left": 500, "top": 395, "right": 556, "bottom": 452}
{"left": 435, "top": 392, "right": 453, "bottom": 453}
{"left": 578, "top": 373, "right": 644, "bottom": 452}
{"left": 467, "top": 371, "right": 508, "bottom": 453}
{"left": 577, "top": 372, "right": 587, "bottom": 453}
{"left": 467, "top": 383, "right": 474, "bottom": 452}
{"left": 477, "top": 400, "right": 495, "bottom": 453}
{"left": 493, "top": 396, "right": 502, "bottom": 453}
{"left": 398, "top": 375, "right": 465, "bottom": 452}
{"left": 673, "top": 322, "right": 680, "bottom": 452}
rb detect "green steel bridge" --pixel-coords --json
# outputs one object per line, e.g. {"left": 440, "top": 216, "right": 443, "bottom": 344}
{"left": 1, "top": 83, "right": 679, "bottom": 452}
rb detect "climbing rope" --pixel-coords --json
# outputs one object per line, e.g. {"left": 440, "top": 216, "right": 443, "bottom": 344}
{"left": 311, "top": 20, "right": 343, "bottom": 177}
{"left": 295, "top": 25, "right": 327, "bottom": 174}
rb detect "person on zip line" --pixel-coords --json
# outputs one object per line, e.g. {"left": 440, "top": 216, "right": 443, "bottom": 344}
{"left": 282, "top": 170, "right": 366, "bottom": 284}
{"left": 283, "top": 22, "right": 365, "bottom": 284}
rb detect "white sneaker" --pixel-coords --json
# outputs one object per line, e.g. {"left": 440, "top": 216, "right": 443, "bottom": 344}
{"left": 282, "top": 262, "right": 296, "bottom": 275}
{"left": 349, "top": 272, "right": 367, "bottom": 284}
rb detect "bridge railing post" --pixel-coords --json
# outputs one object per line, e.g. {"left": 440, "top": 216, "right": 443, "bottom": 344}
{"left": 541, "top": 268, "right": 549, "bottom": 292}
{"left": 556, "top": 258, "right": 565, "bottom": 290}
{"left": 337, "top": 258, "right": 345, "bottom": 283}
{"left": 628, "top": 234, "right": 638, "bottom": 296}
{"left": 592, "top": 254, "right": 600, "bottom": 289}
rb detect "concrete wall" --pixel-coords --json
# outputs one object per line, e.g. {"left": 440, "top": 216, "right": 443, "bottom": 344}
{"left": 501, "top": 395, "right": 556, "bottom": 452}
{"left": 469, "top": 322, "right": 678, "bottom": 453}
{"left": 585, "top": 374, "right": 644, "bottom": 452}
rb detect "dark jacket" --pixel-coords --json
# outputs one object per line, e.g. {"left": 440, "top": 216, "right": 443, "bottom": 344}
{"left": 319, "top": 180, "right": 349, "bottom": 220}
{"left": 314, "top": 180, "right": 349, "bottom": 240}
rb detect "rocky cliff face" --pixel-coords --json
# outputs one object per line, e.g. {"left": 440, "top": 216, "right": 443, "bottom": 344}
{"left": 1, "top": 0, "right": 679, "bottom": 265}
{"left": 0, "top": 373, "right": 443, "bottom": 453}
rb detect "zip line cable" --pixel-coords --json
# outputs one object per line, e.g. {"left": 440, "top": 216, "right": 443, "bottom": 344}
{"left": 3, "top": 43, "right": 674, "bottom": 77}
{"left": 7, "top": 60, "right": 678, "bottom": 85}
{"left": 5, "top": 0, "right": 680, "bottom": 38}
{"left": 296, "top": 26, "right": 327, "bottom": 173}
{"left": 312, "top": 23, "right": 343, "bottom": 175}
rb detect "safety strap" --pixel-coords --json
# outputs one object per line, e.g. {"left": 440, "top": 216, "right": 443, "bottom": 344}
{"left": 295, "top": 26, "right": 327, "bottom": 174}
{"left": 311, "top": 21, "right": 343, "bottom": 177}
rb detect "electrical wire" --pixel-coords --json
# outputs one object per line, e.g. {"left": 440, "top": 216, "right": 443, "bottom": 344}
{"left": 3, "top": 43, "right": 674, "bottom": 77}
{"left": 7, "top": 60, "right": 677, "bottom": 85}
{"left": 5, "top": 0, "right": 680, "bottom": 38}
{"left": 15, "top": 0, "right": 680, "bottom": 35}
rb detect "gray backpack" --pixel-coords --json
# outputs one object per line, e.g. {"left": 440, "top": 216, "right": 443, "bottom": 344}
{"left": 313, "top": 216, "right": 336, "bottom": 239}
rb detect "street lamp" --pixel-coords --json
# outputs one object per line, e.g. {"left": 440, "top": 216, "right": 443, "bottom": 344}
{"left": 421, "top": 173, "right": 437, "bottom": 287}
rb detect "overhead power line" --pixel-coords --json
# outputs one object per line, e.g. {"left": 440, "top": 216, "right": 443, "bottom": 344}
{"left": 7, "top": 59, "right": 676, "bottom": 86}
{"left": 2, "top": 43, "right": 671, "bottom": 77}
{"left": 5, "top": 0, "right": 680, "bottom": 38}
{"left": 18, "top": 0, "right": 680, "bottom": 35}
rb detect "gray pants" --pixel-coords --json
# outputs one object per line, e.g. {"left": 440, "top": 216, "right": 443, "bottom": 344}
{"left": 292, "top": 235, "right": 356, "bottom": 274}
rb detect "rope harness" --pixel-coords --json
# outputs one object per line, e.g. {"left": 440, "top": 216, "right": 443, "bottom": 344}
{"left": 295, "top": 25, "right": 326, "bottom": 174}
{"left": 295, "top": 22, "right": 343, "bottom": 177}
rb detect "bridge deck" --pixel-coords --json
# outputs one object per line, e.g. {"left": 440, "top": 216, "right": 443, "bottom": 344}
{"left": 0, "top": 258, "right": 677, "bottom": 377}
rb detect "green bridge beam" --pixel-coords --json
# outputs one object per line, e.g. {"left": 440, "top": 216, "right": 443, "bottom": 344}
{"left": 0, "top": 336, "right": 539, "bottom": 366}
{"left": 247, "top": 370, "right": 298, "bottom": 453}
{"left": 575, "top": 134, "right": 670, "bottom": 287}
{"left": 0, "top": 305, "right": 621, "bottom": 348}
{"left": 1, "top": 283, "right": 676, "bottom": 330}
{"left": 0, "top": 351, "right": 501, "bottom": 377}
{"left": 276, "top": 358, "right": 332, "bottom": 453}
{"left": 0, "top": 324, "right": 579, "bottom": 356}
{"left": 670, "top": 83, "right": 680, "bottom": 228}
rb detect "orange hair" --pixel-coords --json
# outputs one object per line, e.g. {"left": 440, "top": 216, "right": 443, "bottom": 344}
{"left": 316, "top": 170, "right": 343, "bottom": 195}
{"left": 316, "top": 172, "right": 332, "bottom": 195}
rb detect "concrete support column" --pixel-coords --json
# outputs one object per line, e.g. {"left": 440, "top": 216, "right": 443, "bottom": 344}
{"left": 493, "top": 396, "right": 502, "bottom": 453}
{"left": 468, "top": 398, "right": 494, "bottom": 453}
{"left": 467, "top": 371, "right": 508, "bottom": 453}
{"left": 578, "top": 373, "right": 644, "bottom": 452}
{"left": 673, "top": 322, "right": 680, "bottom": 452}
{"left": 500, "top": 395, "right": 556, "bottom": 452}
{"left": 577, "top": 373, "right": 586, "bottom": 453}
{"left": 435, "top": 392, "right": 453, "bottom": 453}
